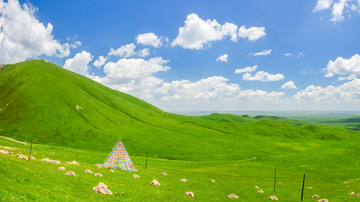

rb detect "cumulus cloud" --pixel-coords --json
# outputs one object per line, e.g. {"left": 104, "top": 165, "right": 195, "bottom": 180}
{"left": 0, "top": 0, "right": 79, "bottom": 64}
{"left": 108, "top": 43, "right": 136, "bottom": 58}
{"left": 293, "top": 79, "right": 360, "bottom": 102}
{"left": 314, "top": 0, "right": 334, "bottom": 11}
{"left": 242, "top": 71, "right": 285, "bottom": 82}
{"left": 216, "top": 54, "right": 228, "bottom": 62}
{"left": 249, "top": 49, "right": 272, "bottom": 56}
{"left": 313, "top": 0, "right": 359, "bottom": 22}
{"left": 281, "top": 81, "right": 297, "bottom": 89}
{"left": 234, "top": 65, "right": 258, "bottom": 74}
{"left": 171, "top": 13, "right": 266, "bottom": 49}
{"left": 93, "top": 56, "right": 107, "bottom": 68}
{"left": 157, "top": 76, "right": 284, "bottom": 104}
{"left": 63, "top": 51, "right": 93, "bottom": 75}
{"left": 323, "top": 54, "right": 360, "bottom": 77}
{"left": 137, "top": 48, "right": 150, "bottom": 57}
{"left": 136, "top": 33, "right": 163, "bottom": 48}
{"left": 331, "top": 0, "right": 350, "bottom": 22}
{"left": 238, "top": 25, "right": 266, "bottom": 41}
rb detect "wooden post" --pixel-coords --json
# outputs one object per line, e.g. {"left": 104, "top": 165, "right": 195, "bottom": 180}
{"left": 28, "top": 139, "right": 33, "bottom": 161}
{"left": 145, "top": 152, "right": 148, "bottom": 169}
{"left": 301, "top": 174, "right": 306, "bottom": 201}
{"left": 274, "top": 167, "right": 277, "bottom": 192}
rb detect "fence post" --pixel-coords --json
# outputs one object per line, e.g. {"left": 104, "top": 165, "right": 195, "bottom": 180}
{"left": 145, "top": 152, "right": 148, "bottom": 169}
{"left": 28, "top": 139, "right": 33, "bottom": 161}
{"left": 301, "top": 174, "right": 306, "bottom": 201}
{"left": 274, "top": 167, "right": 277, "bottom": 192}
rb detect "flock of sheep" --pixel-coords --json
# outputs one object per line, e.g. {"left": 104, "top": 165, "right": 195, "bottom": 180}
{"left": 1, "top": 146, "right": 360, "bottom": 200}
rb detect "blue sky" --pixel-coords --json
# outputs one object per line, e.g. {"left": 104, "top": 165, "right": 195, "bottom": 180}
{"left": 1, "top": 0, "right": 360, "bottom": 111}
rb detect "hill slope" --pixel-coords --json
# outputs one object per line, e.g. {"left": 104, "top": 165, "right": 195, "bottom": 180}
{"left": 0, "top": 60, "right": 359, "bottom": 163}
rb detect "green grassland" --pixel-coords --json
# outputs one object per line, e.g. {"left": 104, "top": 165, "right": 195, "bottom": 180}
{"left": 0, "top": 60, "right": 360, "bottom": 201}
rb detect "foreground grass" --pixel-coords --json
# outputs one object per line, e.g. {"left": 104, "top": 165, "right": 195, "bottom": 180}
{"left": 1, "top": 138, "right": 359, "bottom": 201}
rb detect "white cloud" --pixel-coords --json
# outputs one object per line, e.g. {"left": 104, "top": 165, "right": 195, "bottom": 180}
{"left": 216, "top": 54, "right": 228, "bottom": 62}
{"left": 238, "top": 25, "right": 266, "bottom": 41}
{"left": 313, "top": 0, "right": 360, "bottom": 22}
{"left": 136, "top": 33, "right": 163, "bottom": 48}
{"left": 63, "top": 51, "right": 93, "bottom": 75}
{"left": 138, "top": 48, "right": 150, "bottom": 57}
{"left": 284, "top": 52, "right": 304, "bottom": 57}
{"left": 323, "top": 54, "right": 360, "bottom": 77}
{"left": 93, "top": 56, "right": 107, "bottom": 68}
{"left": 331, "top": 0, "right": 350, "bottom": 22}
{"left": 249, "top": 49, "right": 272, "bottom": 56}
{"left": 314, "top": 0, "right": 334, "bottom": 11}
{"left": 338, "top": 74, "right": 357, "bottom": 81}
{"left": 171, "top": 13, "right": 265, "bottom": 49}
{"left": 293, "top": 79, "right": 360, "bottom": 102}
{"left": 242, "top": 71, "right": 285, "bottom": 82}
{"left": 234, "top": 65, "right": 257, "bottom": 74}
{"left": 0, "top": 0, "right": 78, "bottom": 64}
{"left": 108, "top": 43, "right": 136, "bottom": 57}
{"left": 281, "top": 81, "right": 298, "bottom": 89}
{"left": 157, "top": 76, "right": 284, "bottom": 104}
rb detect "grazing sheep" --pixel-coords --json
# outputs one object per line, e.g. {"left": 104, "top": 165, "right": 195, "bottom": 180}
{"left": 93, "top": 182, "right": 112, "bottom": 195}
{"left": 255, "top": 186, "right": 259, "bottom": 189}
{"left": 95, "top": 163, "right": 103, "bottom": 169}
{"left": 161, "top": 172, "right": 167, "bottom": 175}
{"left": 357, "top": 194, "right": 360, "bottom": 198}
{"left": 317, "top": 199, "right": 328, "bottom": 202}
{"left": 109, "top": 169, "right": 114, "bottom": 173}
{"left": 16, "top": 154, "right": 28, "bottom": 160}
{"left": 210, "top": 179, "right": 215, "bottom": 183}
{"left": 227, "top": 194, "right": 239, "bottom": 199}
{"left": 85, "top": 169, "right": 93, "bottom": 173}
{"left": 348, "top": 192, "right": 354, "bottom": 195}
{"left": 67, "top": 161, "right": 80, "bottom": 165}
{"left": 94, "top": 173, "right": 103, "bottom": 177}
{"left": 268, "top": 195, "right": 278, "bottom": 200}
{"left": 151, "top": 179, "right": 160, "bottom": 186}
{"left": 312, "top": 195, "right": 320, "bottom": 198}
{"left": 41, "top": 158, "right": 50, "bottom": 162}
{"left": 258, "top": 189, "right": 264, "bottom": 194}
{"left": 181, "top": 178, "right": 187, "bottom": 182}
{"left": 185, "top": 192, "right": 194, "bottom": 197}
{"left": 58, "top": 167, "right": 66, "bottom": 170}
{"left": 307, "top": 187, "right": 313, "bottom": 189}
{"left": 75, "top": 105, "right": 83, "bottom": 110}
{"left": 65, "top": 171, "right": 76, "bottom": 176}
{"left": 50, "top": 160, "right": 61, "bottom": 164}
{"left": 0, "top": 149, "right": 12, "bottom": 155}
{"left": 133, "top": 174, "right": 140, "bottom": 178}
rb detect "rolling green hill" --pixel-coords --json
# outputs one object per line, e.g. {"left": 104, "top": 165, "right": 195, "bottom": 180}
{"left": 0, "top": 60, "right": 359, "bottom": 162}
{"left": 1, "top": 60, "right": 360, "bottom": 201}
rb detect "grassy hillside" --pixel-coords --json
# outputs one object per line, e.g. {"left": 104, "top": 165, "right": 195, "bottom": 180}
{"left": 0, "top": 60, "right": 359, "bottom": 200}
{"left": 0, "top": 60, "right": 360, "bottom": 162}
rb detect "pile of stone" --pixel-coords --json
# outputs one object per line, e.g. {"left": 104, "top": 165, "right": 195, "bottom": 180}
{"left": 92, "top": 182, "right": 112, "bottom": 195}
